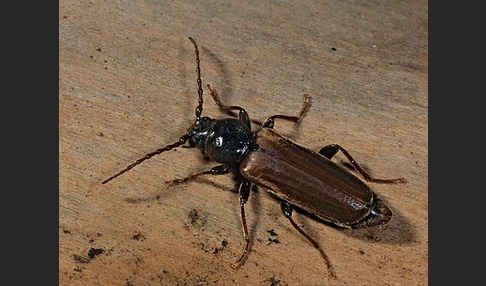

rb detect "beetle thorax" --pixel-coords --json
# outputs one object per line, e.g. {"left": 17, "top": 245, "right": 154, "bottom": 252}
{"left": 198, "top": 118, "right": 253, "bottom": 164}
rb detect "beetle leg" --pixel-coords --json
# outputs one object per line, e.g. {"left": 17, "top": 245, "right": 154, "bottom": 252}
{"left": 165, "top": 164, "right": 231, "bottom": 186}
{"left": 319, "top": 144, "right": 407, "bottom": 184}
{"left": 318, "top": 144, "right": 340, "bottom": 159}
{"left": 207, "top": 84, "right": 254, "bottom": 131}
{"left": 231, "top": 180, "right": 252, "bottom": 269}
{"left": 261, "top": 94, "right": 310, "bottom": 129}
{"left": 281, "top": 201, "right": 337, "bottom": 279}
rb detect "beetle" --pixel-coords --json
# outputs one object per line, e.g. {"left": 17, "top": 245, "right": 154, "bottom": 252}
{"left": 102, "top": 37, "right": 406, "bottom": 279}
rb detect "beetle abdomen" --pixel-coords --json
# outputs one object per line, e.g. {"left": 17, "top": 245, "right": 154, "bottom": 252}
{"left": 240, "top": 128, "right": 374, "bottom": 226}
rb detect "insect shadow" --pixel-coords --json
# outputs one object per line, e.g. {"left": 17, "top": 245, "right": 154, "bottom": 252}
{"left": 266, "top": 189, "right": 416, "bottom": 247}
{"left": 201, "top": 45, "right": 234, "bottom": 107}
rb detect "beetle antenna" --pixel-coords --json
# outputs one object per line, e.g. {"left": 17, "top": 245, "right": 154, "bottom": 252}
{"left": 102, "top": 135, "right": 189, "bottom": 184}
{"left": 188, "top": 37, "right": 204, "bottom": 122}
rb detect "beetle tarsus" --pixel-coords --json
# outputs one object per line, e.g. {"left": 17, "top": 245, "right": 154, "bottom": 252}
{"left": 261, "top": 94, "right": 311, "bottom": 129}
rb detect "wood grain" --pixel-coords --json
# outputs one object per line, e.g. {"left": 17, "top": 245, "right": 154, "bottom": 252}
{"left": 59, "top": 0, "right": 427, "bottom": 285}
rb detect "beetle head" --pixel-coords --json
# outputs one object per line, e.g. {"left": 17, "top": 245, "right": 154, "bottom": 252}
{"left": 187, "top": 116, "right": 215, "bottom": 149}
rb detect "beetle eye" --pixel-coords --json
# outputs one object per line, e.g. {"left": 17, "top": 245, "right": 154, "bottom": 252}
{"left": 192, "top": 119, "right": 203, "bottom": 132}
{"left": 215, "top": 136, "right": 223, "bottom": 147}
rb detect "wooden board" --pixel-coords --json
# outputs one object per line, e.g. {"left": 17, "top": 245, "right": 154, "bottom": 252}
{"left": 59, "top": 0, "right": 427, "bottom": 285}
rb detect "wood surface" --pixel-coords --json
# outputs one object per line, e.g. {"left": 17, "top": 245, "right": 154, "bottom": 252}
{"left": 59, "top": 1, "right": 428, "bottom": 285}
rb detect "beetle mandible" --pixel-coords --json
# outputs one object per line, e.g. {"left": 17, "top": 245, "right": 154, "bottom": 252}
{"left": 102, "top": 37, "right": 407, "bottom": 279}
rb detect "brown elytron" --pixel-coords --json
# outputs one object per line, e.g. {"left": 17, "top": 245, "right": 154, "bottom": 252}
{"left": 241, "top": 128, "right": 378, "bottom": 227}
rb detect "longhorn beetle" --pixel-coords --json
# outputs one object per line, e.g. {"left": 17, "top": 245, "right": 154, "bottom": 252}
{"left": 102, "top": 37, "right": 407, "bottom": 279}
